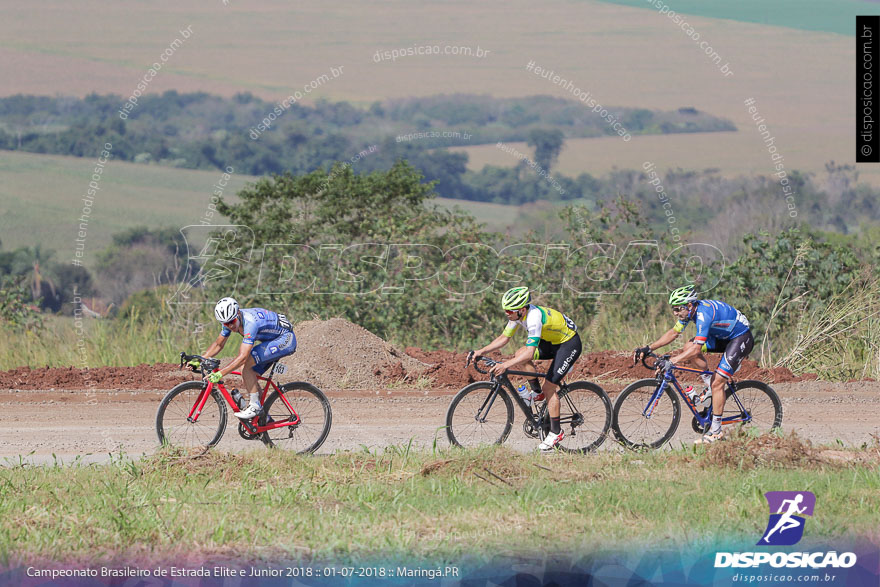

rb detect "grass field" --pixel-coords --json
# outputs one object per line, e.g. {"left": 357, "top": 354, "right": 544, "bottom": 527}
{"left": 593, "top": 0, "right": 869, "bottom": 36}
{"left": 0, "top": 151, "right": 521, "bottom": 259}
{"left": 1, "top": 436, "right": 877, "bottom": 565}
{"left": 0, "top": 0, "right": 868, "bottom": 188}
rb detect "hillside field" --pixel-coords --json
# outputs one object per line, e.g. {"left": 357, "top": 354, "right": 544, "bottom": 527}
{"left": 0, "top": 150, "right": 523, "bottom": 257}
{"left": 0, "top": 0, "right": 870, "bottom": 186}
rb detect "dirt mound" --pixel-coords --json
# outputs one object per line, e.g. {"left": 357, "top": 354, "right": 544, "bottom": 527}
{"left": 0, "top": 363, "right": 192, "bottom": 390}
{"left": 698, "top": 430, "right": 880, "bottom": 470}
{"left": 0, "top": 320, "right": 821, "bottom": 391}
{"left": 279, "top": 318, "right": 429, "bottom": 390}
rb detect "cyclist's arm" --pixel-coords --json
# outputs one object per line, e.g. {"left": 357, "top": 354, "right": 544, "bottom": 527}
{"left": 670, "top": 341, "right": 703, "bottom": 365}
{"left": 476, "top": 333, "right": 512, "bottom": 356}
{"left": 498, "top": 345, "right": 536, "bottom": 371}
{"left": 647, "top": 328, "right": 680, "bottom": 351}
{"left": 213, "top": 341, "right": 252, "bottom": 378}
{"left": 202, "top": 334, "right": 228, "bottom": 358}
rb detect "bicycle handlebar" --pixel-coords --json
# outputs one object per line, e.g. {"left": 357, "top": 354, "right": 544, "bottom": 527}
{"left": 179, "top": 352, "right": 221, "bottom": 375}
{"left": 472, "top": 355, "right": 497, "bottom": 375}
{"left": 639, "top": 350, "right": 671, "bottom": 371}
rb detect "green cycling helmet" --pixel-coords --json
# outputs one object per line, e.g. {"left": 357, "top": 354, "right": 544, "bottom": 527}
{"left": 668, "top": 285, "right": 699, "bottom": 306}
{"left": 501, "top": 286, "right": 531, "bottom": 311}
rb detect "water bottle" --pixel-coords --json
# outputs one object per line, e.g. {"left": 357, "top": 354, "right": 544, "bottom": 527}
{"left": 684, "top": 386, "right": 699, "bottom": 404}
{"left": 697, "top": 387, "right": 712, "bottom": 409}
{"left": 517, "top": 384, "right": 535, "bottom": 405}
{"left": 230, "top": 388, "right": 246, "bottom": 410}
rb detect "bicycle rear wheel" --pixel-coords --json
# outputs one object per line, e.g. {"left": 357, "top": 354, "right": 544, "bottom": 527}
{"left": 556, "top": 381, "right": 612, "bottom": 453}
{"left": 261, "top": 382, "right": 332, "bottom": 454}
{"left": 446, "top": 382, "right": 514, "bottom": 448}
{"left": 724, "top": 380, "right": 783, "bottom": 434}
{"left": 156, "top": 381, "right": 227, "bottom": 452}
{"left": 612, "top": 379, "right": 681, "bottom": 449}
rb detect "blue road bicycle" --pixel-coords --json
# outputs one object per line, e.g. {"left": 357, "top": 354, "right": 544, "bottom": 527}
{"left": 611, "top": 351, "right": 783, "bottom": 449}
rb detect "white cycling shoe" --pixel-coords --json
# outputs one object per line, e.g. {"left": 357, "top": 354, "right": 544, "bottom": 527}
{"left": 234, "top": 404, "right": 262, "bottom": 420}
{"left": 538, "top": 430, "right": 565, "bottom": 451}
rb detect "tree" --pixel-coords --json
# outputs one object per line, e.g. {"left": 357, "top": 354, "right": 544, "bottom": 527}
{"left": 215, "top": 160, "right": 503, "bottom": 348}
{"left": 527, "top": 128, "right": 565, "bottom": 171}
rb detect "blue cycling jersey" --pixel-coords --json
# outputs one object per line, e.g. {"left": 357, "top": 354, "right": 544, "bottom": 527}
{"left": 220, "top": 308, "right": 292, "bottom": 345}
{"left": 673, "top": 299, "right": 750, "bottom": 344}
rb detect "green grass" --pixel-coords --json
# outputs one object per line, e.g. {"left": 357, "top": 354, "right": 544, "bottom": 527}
{"left": 1, "top": 437, "right": 877, "bottom": 565}
{"left": 0, "top": 313, "right": 237, "bottom": 368}
{"left": 0, "top": 151, "right": 251, "bottom": 262}
{"left": 0, "top": 151, "right": 530, "bottom": 259}
{"left": 592, "top": 0, "right": 868, "bottom": 36}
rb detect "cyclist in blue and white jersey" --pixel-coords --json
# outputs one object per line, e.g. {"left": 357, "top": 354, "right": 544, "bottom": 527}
{"left": 633, "top": 285, "right": 753, "bottom": 443}
{"left": 196, "top": 297, "right": 296, "bottom": 419}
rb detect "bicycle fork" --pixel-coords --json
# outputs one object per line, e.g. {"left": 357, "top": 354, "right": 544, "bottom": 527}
{"left": 187, "top": 383, "right": 213, "bottom": 423}
{"left": 475, "top": 385, "right": 502, "bottom": 423}
{"left": 643, "top": 379, "right": 669, "bottom": 419}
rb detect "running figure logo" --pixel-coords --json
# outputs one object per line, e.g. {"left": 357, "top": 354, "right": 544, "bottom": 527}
{"left": 759, "top": 491, "right": 816, "bottom": 546}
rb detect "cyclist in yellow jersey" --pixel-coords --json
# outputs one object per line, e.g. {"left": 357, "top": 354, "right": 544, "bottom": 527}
{"left": 467, "top": 286, "right": 582, "bottom": 451}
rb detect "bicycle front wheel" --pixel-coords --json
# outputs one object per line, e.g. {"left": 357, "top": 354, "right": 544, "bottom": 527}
{"left": 612, "top": 379, "right": 681, "bottom": 449}
{"left": 446, "top": 382, "right": 514, "bottom": 448}
{"left": 261, "top": 382, "right": 332, "bottom": 454}
{"left": 156, "top": 381, "right": 227, "bottom": 452}
{"left": 725, "top": 380, "right": 783, "bottom": 434}
{"left": 556, "top": 381, "right": 612, "bottom": 453}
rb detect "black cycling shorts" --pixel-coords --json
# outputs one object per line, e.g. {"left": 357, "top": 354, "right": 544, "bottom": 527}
{"left": 534, "top": 333, "right": 582, "bottom": 384}
{"left": 691, "top": 331, "right": 754, "bottom": 378}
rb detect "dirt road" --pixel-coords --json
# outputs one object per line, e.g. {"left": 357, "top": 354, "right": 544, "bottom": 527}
{"left": 0, "top": 381, "right": 876, "bottom": 464}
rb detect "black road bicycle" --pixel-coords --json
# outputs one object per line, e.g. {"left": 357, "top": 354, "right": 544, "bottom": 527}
{"left": 445, "top": 356, "right": 612, "bottom": 452}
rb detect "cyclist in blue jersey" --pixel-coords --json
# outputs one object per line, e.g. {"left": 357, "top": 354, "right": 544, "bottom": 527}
{"left": 195, "top": 297, "right": 296, "bottom": 419}
{"left": 633, "top": 285, "right": 754, "bottom": 443}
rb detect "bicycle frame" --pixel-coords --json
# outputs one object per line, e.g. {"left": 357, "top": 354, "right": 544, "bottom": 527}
{"left": 644, "top": 364, "right": 752, "bottom": 428}
{"left": 185, "top": 367, "right": 301, "bottom": 435}
{"left": 476, "top": 367, "right": 580, "bottom": 432}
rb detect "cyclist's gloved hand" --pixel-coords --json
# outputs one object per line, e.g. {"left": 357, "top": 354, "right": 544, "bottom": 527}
{"left": 634, "top": 346, "right": 650, "bottom": 363}
{"left": 465, "top": 350, "right": 475, "bottom": 367}
{"left": 654, "top": 358, "right": 671, "bottom": 372}
{"left": 187, "top": 358, "right": 201, "bottom": 369}
{"left": 205, "top": 371, "right": 223, "bottom": 384}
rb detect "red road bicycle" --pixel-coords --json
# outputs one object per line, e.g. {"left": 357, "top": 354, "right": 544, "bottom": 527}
{"left": 155, "top": 352, "right": 332, "bottom": 454}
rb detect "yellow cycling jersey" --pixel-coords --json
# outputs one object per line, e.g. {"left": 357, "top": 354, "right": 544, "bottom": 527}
{"left": 502, "top": 305, "right": 577, "bottom": 347}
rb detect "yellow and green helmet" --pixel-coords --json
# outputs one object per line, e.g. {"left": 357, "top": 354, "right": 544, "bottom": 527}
{"left": 501, "top": 286, "right": 531, "bottom": 311}
{"left": 668, "top": 285, "right": 699, "bottom": 306}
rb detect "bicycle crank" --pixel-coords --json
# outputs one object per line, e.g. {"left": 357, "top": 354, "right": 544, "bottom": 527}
{"left": 523, "top": 420, "right": 541, "bottom": 439}
{"left": 691, "top": 409, "right": 711, "bottom": 434}
{"left": 238, "top": 421, "right": 261, "bottom": 440}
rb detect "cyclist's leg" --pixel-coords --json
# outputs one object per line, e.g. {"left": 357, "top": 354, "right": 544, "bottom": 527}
{"left": 690, "top": 337, "right": 714, "bottom": 389}
{"left": 517, "top": 358, "right": 543, "bottom": 394}
{"left": 544, "top": 334, "right": 583, "bottom": 422}
{"left": 710, "top": 331, "right": 754, "bottom": 424}
{"left": 689, "top": 337, "right": 710, "bottom": 371}
{"left": 241, "top": 353, "right": 262, "bottom": 405}
{"left": 248, "top": 331, "right": 297, "bottom": 405}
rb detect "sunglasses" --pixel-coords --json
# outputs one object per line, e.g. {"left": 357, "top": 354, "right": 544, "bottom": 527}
{"left": 671, "top": 305, "right": 688, "bottom": 312}
{"left": 224, "top": 317, "right": 238, "bottom": 327}
{"left": 504, "top": 309, "right": 521, "bottom": 316}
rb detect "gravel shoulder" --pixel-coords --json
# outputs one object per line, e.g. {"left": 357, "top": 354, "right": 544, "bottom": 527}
{"left": 0, "top": 381, "right": 877, "bottom": 463}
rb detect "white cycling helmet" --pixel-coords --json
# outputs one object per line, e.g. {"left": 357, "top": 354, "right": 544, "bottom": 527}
{"left": 214, "top": 297, "right": 240, "bottom": 323}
